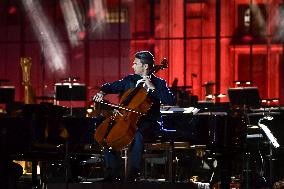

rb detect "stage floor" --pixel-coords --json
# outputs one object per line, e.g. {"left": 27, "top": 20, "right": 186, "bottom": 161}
{"left": 46, "top": 182, "right": 200, "bottom": 189}
{"left": 16, "top": 181, "right": 209, "bottom": 189}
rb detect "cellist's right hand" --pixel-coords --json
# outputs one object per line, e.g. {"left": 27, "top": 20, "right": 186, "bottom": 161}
{"left": 93, "top": 91, "right": 105, "bottom": 102}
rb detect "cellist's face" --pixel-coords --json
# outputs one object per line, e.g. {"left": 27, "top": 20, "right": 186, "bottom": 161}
{"left": 132, "top": 58, "right": 148, "bottom": 76}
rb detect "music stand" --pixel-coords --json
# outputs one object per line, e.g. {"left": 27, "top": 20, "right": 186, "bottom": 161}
{"left": 55, "top": 84, "right": 86, "bottom": 101}
{"left": 228, "top": 87, "right": 261, "bottom": 108}
{"left": 55, "top": 83, "right": 86, "bottom": 116}
{"left": 0, "top": 86, "right": 15, "bottom": 104}
{"left": 228, "top": 87, "right": 262, "bottom": 188}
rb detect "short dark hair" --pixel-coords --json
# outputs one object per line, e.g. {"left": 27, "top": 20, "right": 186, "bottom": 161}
{"left": 135, "top": 51, "right": 154, "bottom": 68}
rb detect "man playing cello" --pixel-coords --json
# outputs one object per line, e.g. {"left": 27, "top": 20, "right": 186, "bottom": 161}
{"left": 93, "top": 51, "right": 175, "bottom": 182}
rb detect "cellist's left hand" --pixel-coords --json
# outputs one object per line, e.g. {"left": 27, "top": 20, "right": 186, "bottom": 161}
{"left": 136, "top": 76, "right": 155, "bottom": 90}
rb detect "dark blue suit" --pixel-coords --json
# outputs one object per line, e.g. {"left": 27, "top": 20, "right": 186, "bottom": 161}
{"left": 99, "top": 74, "right": 175, "bottom": 180}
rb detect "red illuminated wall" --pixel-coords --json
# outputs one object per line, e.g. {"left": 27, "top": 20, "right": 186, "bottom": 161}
{"left": 0, "top": 0, "right": 283, "bottom": 106}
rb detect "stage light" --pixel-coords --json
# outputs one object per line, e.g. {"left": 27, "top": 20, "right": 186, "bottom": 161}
{"left": 60, "top": 0, "right": 84, "bottom": 47}
{"left": 89, "top": 0, "right": 107, "bottom": 33}
{"left": 21, "top": 0, "right": 67, "bottom": 74}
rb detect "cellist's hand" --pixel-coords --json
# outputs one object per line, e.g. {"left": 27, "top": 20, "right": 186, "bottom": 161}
{"left": 113, "top": 109, "right": 123, "bottom": 116}
{"left": 136, "top": 76, "right": 155, "bottom": 90}
{"left": 93, "top": 91, "right": 105, "bottom": 102}
{"left": 144, "top": 76, "right": 155, "bottom": 90}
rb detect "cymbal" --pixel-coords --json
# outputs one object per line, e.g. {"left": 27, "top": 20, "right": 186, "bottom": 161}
{"left": 216, "top": 94, "right": 226, "bottom": 98}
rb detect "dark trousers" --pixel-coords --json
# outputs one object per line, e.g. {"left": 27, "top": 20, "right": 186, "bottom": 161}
{"left": 103, "top": 119, "right": 159, "bottom": 178}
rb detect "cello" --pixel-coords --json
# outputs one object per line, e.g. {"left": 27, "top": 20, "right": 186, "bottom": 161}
{"left": 94, "top": 58, "right": 168, "bottom": 151}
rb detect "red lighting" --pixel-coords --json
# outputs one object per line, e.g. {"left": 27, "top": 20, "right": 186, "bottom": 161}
{"left": 148, "top": 38, "right": 155, "bottom": 45}
{"left": 74, "top": 53, "right": 83, "bottom": 59}
{"left": 8, "top": 6, "right": 17, "bottom": 14}
{"left": 78, "top": 31, "right": 86, "bottom": 40}
{"left": 88, "top": 9, "right": 96, "bottom": 18}
{"left": 242, "top": 35, "right": 253, "bottom": 42}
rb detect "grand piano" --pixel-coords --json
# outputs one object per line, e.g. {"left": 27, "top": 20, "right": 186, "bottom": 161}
{"left": 0, "top": 103, "right": 100, "bottom": 187}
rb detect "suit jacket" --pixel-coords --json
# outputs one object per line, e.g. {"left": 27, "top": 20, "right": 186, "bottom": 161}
{"left": 100, "top": 74, "right": 176, "bottom": 120}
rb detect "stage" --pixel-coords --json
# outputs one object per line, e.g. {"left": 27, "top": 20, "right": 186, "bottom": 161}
{"left": 17, "top": 180, "right": 203, "bottom": 189}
